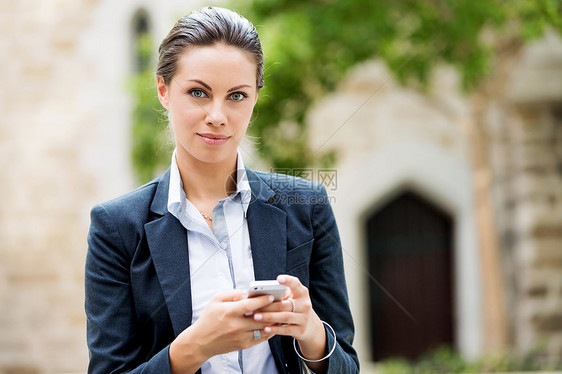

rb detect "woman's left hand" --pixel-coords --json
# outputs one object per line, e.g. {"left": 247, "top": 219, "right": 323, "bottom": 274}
{"left": 252, "top": 275, "right": 329, "bottom": 364}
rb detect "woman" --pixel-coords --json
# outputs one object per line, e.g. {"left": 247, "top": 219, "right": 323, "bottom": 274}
{"left": 85, "top": 6, "right": 358, "bottom": 374}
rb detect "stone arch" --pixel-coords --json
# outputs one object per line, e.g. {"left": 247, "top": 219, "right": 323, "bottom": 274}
{"left": 332, "top": 142, "right": 482, "bottom": 366}
{"left": 365, "top": 189, "right": 455, "bottom": 360}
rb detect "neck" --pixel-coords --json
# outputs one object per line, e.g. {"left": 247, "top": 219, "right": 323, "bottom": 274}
{"left": 175, "top": 151, "right": 238, "bottom": 202}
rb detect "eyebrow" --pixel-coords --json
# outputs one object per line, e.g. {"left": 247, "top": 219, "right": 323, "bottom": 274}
{"left": 189, "top": 80, "right": 212, "bottom": 91}
{"left": 188, "top": 80, "right": 252, "bottom": 93}
{"left": 227, "top": 84, "right": 252, "bottom": 93}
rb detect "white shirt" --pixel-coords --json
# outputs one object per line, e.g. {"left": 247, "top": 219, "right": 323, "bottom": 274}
{"left": 167, "top": 150, "right": 279, "bottom": 374}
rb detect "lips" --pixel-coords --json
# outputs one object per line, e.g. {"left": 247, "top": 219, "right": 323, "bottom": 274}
{"left": 197, "top": 133, "right": 230, "bottom": 146}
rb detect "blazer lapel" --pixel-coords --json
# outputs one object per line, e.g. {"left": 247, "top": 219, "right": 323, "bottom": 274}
{"left": 245, "top": 169, "right": 292, "bottom": 373}
{"left": 145, "top": 170, "right": 192, "bottom": 337}
{"left": 246, "top": 169, "right": 287, "bottom": 281}
{"left": 144, "top": 168, "right": 288, "bottom": 339}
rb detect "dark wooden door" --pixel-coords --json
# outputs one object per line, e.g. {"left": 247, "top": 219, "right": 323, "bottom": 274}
{"left": 366, "top": 191, "right": 454, "bottom": 361}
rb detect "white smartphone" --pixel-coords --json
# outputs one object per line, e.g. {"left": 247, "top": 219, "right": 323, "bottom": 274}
{"left": 247, "top": 280, "right": 287, "bottom": 301}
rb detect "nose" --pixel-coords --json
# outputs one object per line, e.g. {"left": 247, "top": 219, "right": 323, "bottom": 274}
{"left": 204, "top": 99, "right": 227, "bottom": 127}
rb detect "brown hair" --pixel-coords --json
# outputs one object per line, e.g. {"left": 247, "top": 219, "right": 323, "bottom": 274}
{"left": 156, "top": 7, "right": 264, "bottom": 90}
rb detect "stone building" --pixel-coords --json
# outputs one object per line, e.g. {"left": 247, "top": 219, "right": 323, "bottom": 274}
{"left": 0, "top": 0, "right": 560, "bottom": 373}
{"left": 308, "top": 30, "right": 562, "bottom": 370}
{"left": 0, "top": 0, "right": 209, "bottom": 372}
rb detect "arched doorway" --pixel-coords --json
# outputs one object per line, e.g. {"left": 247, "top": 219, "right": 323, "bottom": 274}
{"left": 366, "top": 190, "right": 455, "bottom": 361}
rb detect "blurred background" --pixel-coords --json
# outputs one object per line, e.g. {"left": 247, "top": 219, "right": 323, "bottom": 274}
{"left": 1, "top": 0, "right": 561, "bottom": 373}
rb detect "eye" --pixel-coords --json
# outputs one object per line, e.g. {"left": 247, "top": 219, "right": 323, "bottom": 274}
{"left": 189, "top": 89, "right": 208, "bottom": 99}
{"left": 229, "top": 92, "right": 247, "bottom": 101}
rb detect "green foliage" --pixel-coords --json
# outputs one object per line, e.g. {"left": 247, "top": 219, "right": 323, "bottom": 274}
{"left": 128, "top": 34, "right": 173, "bottom": 184}
{"left": 376, "top": 345, "right": 562, "bottom": 373}
{"left": 128, "top": 1, "right": 562, "bottom": 179}
{"left": 229, "top": 0, "right": 562, "bottom": 169}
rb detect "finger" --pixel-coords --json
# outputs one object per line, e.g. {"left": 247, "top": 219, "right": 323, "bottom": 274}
{"left": 253, "top": 300, "right": 291, "bottom": 313}
{"left": 214, "top": 289, "right": 245, "bottom": 302}
{"left": 253, "top": 310, "right": 304, "bottom": 326}
{"left": 238, "top": 294, "right": 275, "bottom": 315}
{"left": 248, "top": 328, "right": 274, "bottom": 344}
{"left": 282, "top": 287, "right": 293, "bottom": 300}
{"left": 262, "top": 324, "right": 302, "bottom": 337}
{"left": 277, "top": 275, "right": 308, "bottom": 299}
{"left": 285, "top": 298, "right": 296, "bottom": 313}
{"left": 245, "top": 299, "right": 282, "bottom": 317}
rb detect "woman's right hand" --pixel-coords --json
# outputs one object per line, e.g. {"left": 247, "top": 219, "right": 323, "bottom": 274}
{"left": 169, "top": 290, "right": 275, "bottom": 374}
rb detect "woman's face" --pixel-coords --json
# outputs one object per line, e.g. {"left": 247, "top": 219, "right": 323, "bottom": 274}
{"left": 157, "top": 43, "right": 258, "bottom": 167}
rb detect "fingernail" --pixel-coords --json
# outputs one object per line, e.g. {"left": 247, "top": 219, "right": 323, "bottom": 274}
{"left": 269, "top": 295, "right": 274, "bottom": 302}
{"left": 254, "top": 314, "right": 263, "bottom": 321}
{"left": 244, "top": 312, "right": 254, "bottom": 317}
{"left": 278, "top": 275, "right": 286, "bottom": 283}
{"left": 264, "top": 326, "right": 271, "bottom": 333}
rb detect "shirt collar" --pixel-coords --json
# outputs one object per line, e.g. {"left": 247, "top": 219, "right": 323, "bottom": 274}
{"left": 235, "top": 152, "right": 252, "bottom": 215}
{"left": 167, "top": 149, "right": 187, "bottom": 219}
{"left": 167, "top": 149, "right": 251, "bottom": 217}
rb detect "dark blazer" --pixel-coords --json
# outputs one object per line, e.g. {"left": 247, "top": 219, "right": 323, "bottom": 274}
{"left": 85, "top": 168, "right": 359, "bottom": 374}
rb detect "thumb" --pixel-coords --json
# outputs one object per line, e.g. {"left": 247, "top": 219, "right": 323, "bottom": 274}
{"left": 214, "top": 289, "right": 245, "bottom": 302}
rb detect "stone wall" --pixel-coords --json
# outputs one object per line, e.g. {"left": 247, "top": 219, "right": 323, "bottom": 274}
{"left": 0, "top": 1, "right": 102, "bottom": 372}
{"left": 307, "top": 60, "right": 483, "bottom": 367}
{"left": 0, "top": 1, "right": 224, "bottom": 372}
{"left": 307, "top": 30, "right": 562, "bottom": 366}
{"left": 484, "top": 31, "right": 562, "bottom": 358}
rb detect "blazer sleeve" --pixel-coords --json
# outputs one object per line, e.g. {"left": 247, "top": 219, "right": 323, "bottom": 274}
{"left": 85, "top": 204, "right": 172, "bottom": 374}
{"left": 308, "top": 184, "right": 360, "bottom": 374}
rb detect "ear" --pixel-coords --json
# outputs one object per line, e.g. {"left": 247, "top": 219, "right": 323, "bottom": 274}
{"left": 157, "top": 77, "right": 170, "bottom": 110}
